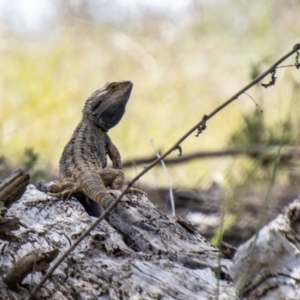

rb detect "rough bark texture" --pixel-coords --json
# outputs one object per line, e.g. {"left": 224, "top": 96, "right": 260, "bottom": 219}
{"left": 147, "top": 183, "right": 299, "bottom": 247}
{"left": 1, "top": 182, "right": 300, "bottom": 299}
{"left": 0, "top": 184, "right": 234, "bottom": 300}
{"left": 230, "top": 199, "right": 300, "bottom": 299}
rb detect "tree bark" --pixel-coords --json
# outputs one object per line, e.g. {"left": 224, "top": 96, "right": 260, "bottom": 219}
{"left": 0, "top": 184, "right": 234, "bottom": 299}
{"left": 0, "top": 181, "right": 300, "bottom": 299}
{"left": 230, "top": 199, "right": 300, "bottom": 299}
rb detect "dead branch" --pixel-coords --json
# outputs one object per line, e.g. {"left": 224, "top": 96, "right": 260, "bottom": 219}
{"left": 0, "top": 169, "right": 30, "bottom": 206}
{"left": 3, "top": 249, "right": 58, "bottom": 290}
{"left": 122, "top": 145, "right": 300, "bottom": 168}
{"left": 0, "top": 169, "right": 30, "bottom": 242}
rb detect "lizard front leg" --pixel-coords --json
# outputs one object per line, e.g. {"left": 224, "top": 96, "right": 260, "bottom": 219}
{"left": 106, "top": 138, "right": 146, "bottom": 196}
{"left": 97, "top": 168, "right": 146, "bottom": 197}
{"left": 107, "top": 137, "right": 122, "bottom": 169}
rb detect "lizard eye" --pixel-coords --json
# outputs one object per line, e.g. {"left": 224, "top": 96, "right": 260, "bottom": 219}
{"left": 110, "top": 84, "right": 118, "bottom": 90}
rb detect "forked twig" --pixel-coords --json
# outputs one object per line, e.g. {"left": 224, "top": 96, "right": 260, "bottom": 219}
{"left": 28, "top": 43, "right": 300, "bottom": 299}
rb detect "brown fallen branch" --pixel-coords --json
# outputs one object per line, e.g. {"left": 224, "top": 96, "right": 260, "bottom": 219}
{"left": 28, "top": 43, "right": 300, "bottom": 299}
{"left": 122, "top": 145, "right": 300, "bottom": 168}
{"left": 0, "top": 216, "right": 19, "bottom": 241}
{"left": 0, "top": 169, "right": 30, "bottom": 206}
{"left": 0, "top": 169, "right": 30, "bottom": 241}
{"left": 3, "top": 249, "right": 58, "bottom": 290}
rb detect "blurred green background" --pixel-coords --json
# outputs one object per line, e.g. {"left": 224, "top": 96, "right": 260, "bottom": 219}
{"left": 0, "top": 0, "right": 300, "bottom": 190}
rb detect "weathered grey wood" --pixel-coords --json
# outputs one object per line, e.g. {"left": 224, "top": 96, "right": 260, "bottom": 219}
{"left": 230, "top": 199, "right": 300, "bottom": 299}
{"left": 2, "top": 182, "right": 300, "bottom": 299}
{"left": 0, "top": 184, "right": 235, "bottom": 299}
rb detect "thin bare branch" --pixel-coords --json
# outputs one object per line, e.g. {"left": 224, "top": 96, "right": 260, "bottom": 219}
{"left": 122, "top": 145, "right": 300, "bottom": 168}
{"left": 28, "top": 43, "right": 300, "bottom": 299}
{"left": 243, "top": 92, "right": 263, "bottom": 113}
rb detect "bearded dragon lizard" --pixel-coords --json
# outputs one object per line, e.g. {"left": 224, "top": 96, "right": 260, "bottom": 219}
{"left": 48, "top": 80, "right": 133, "bottom": 209}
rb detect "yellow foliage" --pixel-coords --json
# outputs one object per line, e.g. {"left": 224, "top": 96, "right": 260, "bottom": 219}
{"left": 0, "top": 1, "right": 300, "bottom": 187}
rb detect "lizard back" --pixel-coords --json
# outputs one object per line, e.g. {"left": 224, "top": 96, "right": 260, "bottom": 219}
{"left": 59, "top": 118, "right": 109, "bottom": 178}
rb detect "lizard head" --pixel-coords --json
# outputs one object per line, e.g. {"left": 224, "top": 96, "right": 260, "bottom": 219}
{"left": 83, "top": 80, "right": 133, "bottom": 131}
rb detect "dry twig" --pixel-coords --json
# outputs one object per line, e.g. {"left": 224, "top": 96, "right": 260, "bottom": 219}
{"left": 122, "top": 145, "right": 300, "bottom": 168}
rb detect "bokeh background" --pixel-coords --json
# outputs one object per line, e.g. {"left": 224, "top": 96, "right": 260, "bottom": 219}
{"left": 1, "top": 0, "right": 300, "bottom": 245}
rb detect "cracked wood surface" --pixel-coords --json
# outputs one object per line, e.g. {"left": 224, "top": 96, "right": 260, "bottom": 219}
{"left": 1, "top": 183, "right": 300, "bottom": 299}
{"left": 0, "top": 184, "right": 234, "bottom": 299}
{"left": 230, "top": 199, "right": 300, "bottom": 299}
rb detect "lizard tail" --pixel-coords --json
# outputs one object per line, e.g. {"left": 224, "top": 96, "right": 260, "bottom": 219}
{"left": 77, "top": 172, "right": 115, "bottom": 208}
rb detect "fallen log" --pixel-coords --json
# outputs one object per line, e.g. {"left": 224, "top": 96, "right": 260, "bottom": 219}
{"left": 1, "top": 183, "right": 300, "bottom": 299}
{"left": 230, "top": 199, "right": 300, "bottom": 299}
{"left": 0, "top": 184, "right": 234, "bottom": 299}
